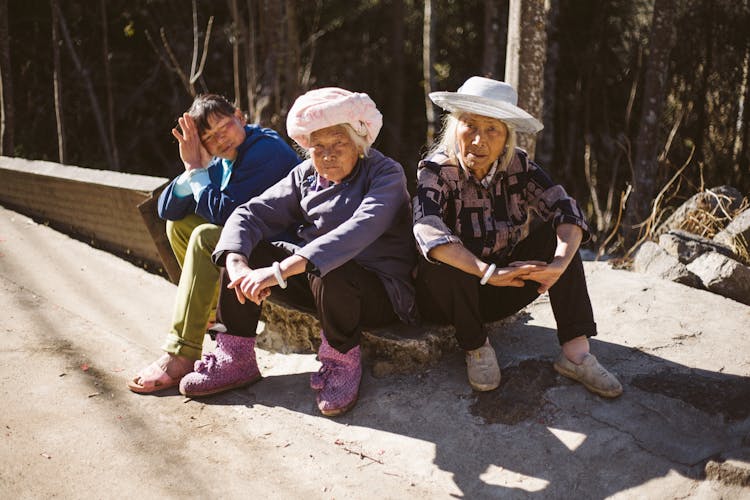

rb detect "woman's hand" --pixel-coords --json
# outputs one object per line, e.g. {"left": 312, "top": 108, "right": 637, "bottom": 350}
{"left": 224, "top": 253, "right": 308, "bottom": 305}
{"left": 227, "top": 266, "right": 276, "bottom": 305}
{"left": 512, "top": 223, "right": 584, "bottom": 294}
{"left": 510, "top": 259, "right": 565, "bottom": 294}
{"left": 172, "top": 113, "right": 212, "bottom": 171}
{"left": 225, "top": 253, "right": 271, "bottom": 305}
{"left": 486, "top": 262, "right": 548, "bottom": 287}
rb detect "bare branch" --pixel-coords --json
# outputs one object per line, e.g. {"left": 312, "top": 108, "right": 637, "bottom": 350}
{"left": 189, "top": 16, "right": 213, "bottom": 85}
{"left": 160, "top": 27, "right": 193, "bottom": 96}
{"left": 190, "top": 0, "right": 199, "bottom": 79}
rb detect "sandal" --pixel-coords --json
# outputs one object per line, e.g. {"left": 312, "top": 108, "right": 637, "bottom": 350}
{"left": 127, "top": 354, "right": 193, "bottom": 394}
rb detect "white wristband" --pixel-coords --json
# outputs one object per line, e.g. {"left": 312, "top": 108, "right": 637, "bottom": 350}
{"left": 186, "top": 167, "right": 207, "bottom": 179}
{"left": 272, "top": 261, "right": 287, "bottom": 289}
{"left": 480, "top": 263, "right": 496, "bottom": 285}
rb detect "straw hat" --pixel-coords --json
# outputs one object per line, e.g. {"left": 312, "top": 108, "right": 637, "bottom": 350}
{"left": 429, "top": 76, "right": 543, "bottom": 133}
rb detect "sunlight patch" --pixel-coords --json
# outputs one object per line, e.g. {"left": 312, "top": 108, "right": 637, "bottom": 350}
{"left": 480, "top": 465, "right": 549, "bottom": 492}
{"left": 547, "top": 427, "right": 587, "bottom": 451}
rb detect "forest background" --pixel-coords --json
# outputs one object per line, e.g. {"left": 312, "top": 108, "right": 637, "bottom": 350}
{"left": 1, "top": 0, "right": 748, "bottom": 253}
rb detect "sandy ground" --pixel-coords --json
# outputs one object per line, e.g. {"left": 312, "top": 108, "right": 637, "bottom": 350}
{"left": 1, "top": 205, "right": 749, "bottom": 499}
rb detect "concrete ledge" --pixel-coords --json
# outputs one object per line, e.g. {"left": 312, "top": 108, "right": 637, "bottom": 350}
{"left": 0, "top": 156, "right": 171, "bottom": 273}
{"left": 258, "top": 297, "right": 520, "bottom": 376}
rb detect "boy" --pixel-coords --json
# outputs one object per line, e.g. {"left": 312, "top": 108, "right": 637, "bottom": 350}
{"left": 129, "top": 94, "right": 299, "bottom": 393}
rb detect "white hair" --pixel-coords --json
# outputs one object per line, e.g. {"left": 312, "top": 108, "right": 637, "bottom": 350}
{"left": 301, "top": 123, "right": 371, "bottom": 159}
{"left": 428, "top": 112, "right": 517, "bottom": 171}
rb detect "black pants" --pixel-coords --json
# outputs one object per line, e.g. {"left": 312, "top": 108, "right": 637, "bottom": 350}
{"left": 215, "top": 241, "right": 398, "bottom": 353}
{"left": 415, "top": 223, "right": 597, "bottom": 350}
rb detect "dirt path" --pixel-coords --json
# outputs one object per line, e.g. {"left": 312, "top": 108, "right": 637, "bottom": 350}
{"left": 1, "top": 206, "right": 749, "bottom": 499}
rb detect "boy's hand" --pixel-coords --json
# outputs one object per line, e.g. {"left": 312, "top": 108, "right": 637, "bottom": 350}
{"left": 172, "top": 113, "right": 211, "bottom": 170}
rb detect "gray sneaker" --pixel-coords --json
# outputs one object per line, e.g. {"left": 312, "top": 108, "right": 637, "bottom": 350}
{"left": 466, "top": 340, "right": 501, "bottom": 391}
{"left": 553, "top": 353, "right": 623, "bottom": 398}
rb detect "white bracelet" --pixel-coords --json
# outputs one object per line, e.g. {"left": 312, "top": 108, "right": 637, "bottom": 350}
{"left": 480, "top": 263, "right": 496, "bottom": 285}
{"left": 272, "top": 261, "right": 287, "bottom": 289}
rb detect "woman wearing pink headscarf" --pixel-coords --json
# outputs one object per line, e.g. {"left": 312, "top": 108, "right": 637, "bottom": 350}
{"left": 178, "top": 87, "right": 417, "bottom": 416}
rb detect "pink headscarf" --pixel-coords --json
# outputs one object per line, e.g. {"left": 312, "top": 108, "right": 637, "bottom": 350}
{"left": 286, "top": 87, "right": 383, "bottom": 149}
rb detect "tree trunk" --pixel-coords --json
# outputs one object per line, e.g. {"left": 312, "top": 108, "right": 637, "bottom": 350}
{"left": 423, "top": 0, "right": 437, "bottom": 144}
{"left": 51, "top": 0, "right": 65, "bottom": 163}
{"left": 505, "top": 0, "right": 547, "bottom": 159}
{"left": 53, "top": 1, "right": 116, "bottom": 169}
{"left": 384, "top": 0, "right": 405, "bottom": 159}
{"left": 482, "top": 0, "right": 503, "bottom": 79}
{"left": 535, "top": 0, "right": 558, "bottom": 168}
{"left": 245, "top": 0, "right": 257, "bottom": 118}
{"left": 101, "top": 0, "right": 119, "bottom": 169}
{"left": 737, "top": 38, "right": 750, "bottom": 182}
{"left": 284, "top": 0, "right": 300, "bottom": 112}
{"left": 622, "top": 0, "right": 676, "bottom": 247}
{"left": 0, "top": 0, "right": 14, "bottom": 156}
{"left": 230, "top": 0, "right": 242, "bottom": 108}
{"left": 692, "top": 0, "right": 713, "bottom": 166}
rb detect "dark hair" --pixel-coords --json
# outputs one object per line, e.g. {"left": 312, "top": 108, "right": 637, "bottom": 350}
{"left": 186, "top": 94, "right": 237, "bottom": 136}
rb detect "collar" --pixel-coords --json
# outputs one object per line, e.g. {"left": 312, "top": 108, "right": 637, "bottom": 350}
{"left": 456, "top": 149, "right": 499, "bottom": 188}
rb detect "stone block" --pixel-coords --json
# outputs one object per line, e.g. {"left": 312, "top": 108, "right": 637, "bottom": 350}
{"left": 705, "top": 448, "right": 750, "bottom": 487}
{"left": 687, "top": 252, "right": 750, "bottom": 305}
{"left": 633, "top": 241, "right": 702, "bottom": 287}
{"left": 257, "top": 296, "right": 522, "bottom": 377}
{"left": 658, "top": 229, "right": 736, "bottom": 264}
{"left": 714, "top": 208, "right": 750, "bottom": 263}
{"left": 654, "top": 186, "right": 743, "bottom": 238}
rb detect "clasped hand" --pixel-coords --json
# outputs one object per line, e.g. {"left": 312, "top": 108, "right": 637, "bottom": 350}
{"left": 490, "top": 260, "right": 567, "bottom": 294}
{"left": 226, "top": 260, "right": 278, "bottom": 305}
{"left": 500, "top": 260, "right": 565, "bottom": 294}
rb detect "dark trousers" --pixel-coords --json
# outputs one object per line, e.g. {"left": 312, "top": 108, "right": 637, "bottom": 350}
{"left": 215, "top": 241, "right": 398, "bottom": 353}
{"left": 415, "top": 223, "right": 597, "bottom": 350}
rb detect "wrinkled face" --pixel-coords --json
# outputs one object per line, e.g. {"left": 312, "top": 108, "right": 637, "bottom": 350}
{"left": 200, "top": 109, "right": 246, "bottom": 160}
{"left": 309, "top": 125, "right": 361, "bottom": 183}
{"left": 456, "top": 113, "right": 508, "bottom": 178}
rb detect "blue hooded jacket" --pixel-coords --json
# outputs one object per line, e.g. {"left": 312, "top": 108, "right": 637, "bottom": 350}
{"left": 157, "top": 124, "right": 299, "bottom": 226}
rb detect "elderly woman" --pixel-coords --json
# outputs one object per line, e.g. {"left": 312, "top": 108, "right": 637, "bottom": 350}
{"left": 413, "top": 76, "right": 622, "bottom": 398}
{"left": 178, "top": 88, "right": 417, "bottom": 416}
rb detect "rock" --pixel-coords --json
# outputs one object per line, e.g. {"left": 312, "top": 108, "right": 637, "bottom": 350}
{"left": 705, "top": 448, "right": 750, "bottom": 487}
{"left": 687, "top": 252, "right": 750, "bottom": 305}
{"left": 658, "top": 229, "right": 736, "bottom": 264}
{"left": 654, "top": 186, "right": 743, "bottom": 238}
{"left": 362, "top": 323, "right": 458, "bottom": 377}
{"left": 258, "top": 297, "right": 321, "bottom": 354}
{"left": 257, "top": 296, "right": 523, "bottom": 376}
{"left": 714, "top": 208, "right": 750, "bottom": 263}
{"left": 257, "top": 296, "right": 459, "bottom": 376}
{"left": 633, "top": 241, "right": 702, "bottom": 287}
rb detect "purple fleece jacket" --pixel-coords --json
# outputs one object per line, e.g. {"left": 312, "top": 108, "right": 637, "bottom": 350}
{"left": 213, "top": 149, "right": 417, "bottom": 324}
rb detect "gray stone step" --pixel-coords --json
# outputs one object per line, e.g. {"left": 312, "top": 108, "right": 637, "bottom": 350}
{"left": 257, "top": 296, "right": 519, "bottom": 377}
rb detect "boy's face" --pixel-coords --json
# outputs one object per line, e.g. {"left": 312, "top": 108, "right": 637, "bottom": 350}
{"left": 199, "top": 109, "right": 246, "bottom": 160}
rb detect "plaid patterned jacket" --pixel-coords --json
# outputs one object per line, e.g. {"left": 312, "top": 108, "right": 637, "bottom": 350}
{"left": 413, "top": 148, "right": 590, "bottom": 263}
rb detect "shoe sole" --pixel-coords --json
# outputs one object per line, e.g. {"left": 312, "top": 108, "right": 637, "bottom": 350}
{"left": 318, "top": 393, "right": 359, "bottom": 417}
{"left": 469, "top": 379, "right": 501, "bottom": 392}
{"left": 553, "top": 363, "right": 622, "bottom": 398}
{"left": 180, "top": 373, "right": 263, "bottom": 398}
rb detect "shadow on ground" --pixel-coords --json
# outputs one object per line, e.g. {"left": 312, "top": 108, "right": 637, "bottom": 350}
{"left": 187, "top": 319, "right": 750, "bottom": 498}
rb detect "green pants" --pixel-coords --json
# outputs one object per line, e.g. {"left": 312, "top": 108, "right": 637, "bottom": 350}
{"left": 161, "top": 214, "right": 221, "bottom": 360}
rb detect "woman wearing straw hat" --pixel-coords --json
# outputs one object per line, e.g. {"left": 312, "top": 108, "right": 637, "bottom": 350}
{"left": 413, "top": 76, "right": 622, "bottom": 398}
{"left": 178, "top": 87, "right": 418, "bottom": 416}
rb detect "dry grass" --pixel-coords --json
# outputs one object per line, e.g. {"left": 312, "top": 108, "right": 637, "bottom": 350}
{"left": 599, "top": 146, "right": 748, "bottom": 266}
